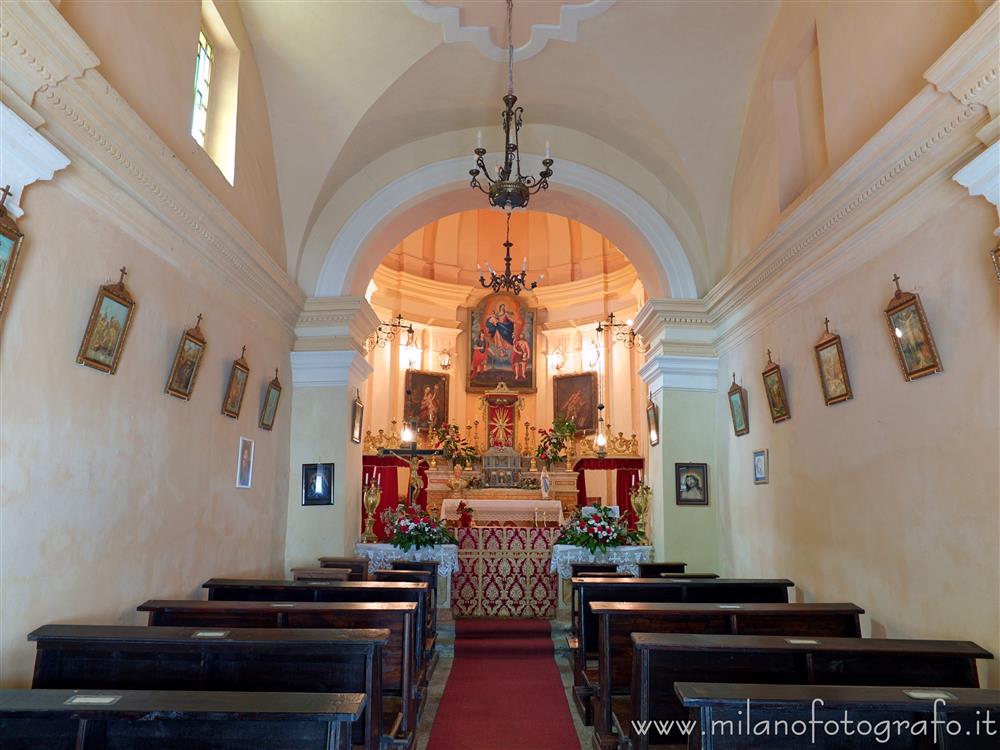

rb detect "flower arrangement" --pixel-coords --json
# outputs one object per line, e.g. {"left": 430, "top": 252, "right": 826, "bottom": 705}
{"left": 433, "top": 423, "right": 478, "bottom": 468}
{"left": 381, "top": 504, "right": 457, "bottom": 551}
{"left": 556, "top": 505, "right": 641, "bottom": 553}
{"left": 535, "top": 415, "right": 577, "bottom": 466}
{"left": 456, "top": 501, "right": 474, "bottom": 528}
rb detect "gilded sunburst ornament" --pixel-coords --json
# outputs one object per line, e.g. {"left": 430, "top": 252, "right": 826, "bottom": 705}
{"left": 490, "top": 406, "right": 513, "bottom": 446}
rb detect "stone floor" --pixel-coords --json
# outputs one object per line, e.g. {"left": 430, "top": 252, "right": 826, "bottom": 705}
{"left": 414, "top": 611, "right": 589, "bottom": 750}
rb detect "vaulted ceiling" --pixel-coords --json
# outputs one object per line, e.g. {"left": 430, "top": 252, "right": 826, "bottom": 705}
{"left": 238, "top": 0, "right": 779, "bottom": 297}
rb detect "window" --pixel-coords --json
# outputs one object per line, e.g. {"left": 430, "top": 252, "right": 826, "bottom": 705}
{"left": 191, "top": 30, "right": 214, "bottom": 147}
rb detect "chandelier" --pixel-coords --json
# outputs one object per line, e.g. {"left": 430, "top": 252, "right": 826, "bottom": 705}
{"left": 596, "top": 312, "right": 650, "bottom": 352}
{"left": 469, "top": 0, "right": 554, "bottom": 212}
{"left": 478, "top": 213, "right": 543, "bottom": 295}
{"left": 371, "top": 314, "right": 414, "bottom": 348}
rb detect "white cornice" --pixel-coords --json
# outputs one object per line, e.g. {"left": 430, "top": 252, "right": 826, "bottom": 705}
{"left": 639, "top": 355, "right": 719, "bottom": 394}
{"left": 1, "top": 1, "right": 305, "bottom": 332}
{"left": 290, "top": 350, "right": 373, "bottom": 389}
{"left": 295, "top": 296, "right": 381, "bottom": 353}
{"left": 954, "top": 140, "right": 1000, "bottom": 208}
{"left": 403, "top": 0, "right": 615, "bottom": 63}
{"left": 0, "top": 103, "right": 69, "bottom": 217}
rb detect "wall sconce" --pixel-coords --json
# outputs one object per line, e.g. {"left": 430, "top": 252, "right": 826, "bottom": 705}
{"left": 439, "top": 348, "right": 452, "bottom": 370}
{"left": 548, "top": 347, "right": 565, "bottom": 371}
{"left": 596, "top": 312, "right": 650, "bottom": 352}
{"left": 582, "top": 339, "right": 600, "bottom": 371}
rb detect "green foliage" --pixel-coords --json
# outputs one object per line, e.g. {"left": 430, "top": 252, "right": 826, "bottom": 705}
{"left": 555, "top": 506, "right": 641, "bottom": 554}
{"left": 380, "top": 505, "right": 457, "bottom": 551}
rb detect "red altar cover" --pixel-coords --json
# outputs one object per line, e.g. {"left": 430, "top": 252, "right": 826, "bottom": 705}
{"left": 452, "top": 527, "right": 560, "bottom": 619}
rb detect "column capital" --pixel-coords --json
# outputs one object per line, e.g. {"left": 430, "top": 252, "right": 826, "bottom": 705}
{"left": 290, "top": 350, "right": 373, "bottom": 389}
{"left": 295, "top": 296, "right": 381, "bottom": 353}
{"left": 639, "top": 354, "right": 719, "bottom": 394}
{"left": 632, "top": 298, "right": 716, "bottom": 359}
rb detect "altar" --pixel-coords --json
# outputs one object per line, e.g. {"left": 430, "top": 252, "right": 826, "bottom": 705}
{"left": 440, "top": 498, "right": 564, "bottom": 526}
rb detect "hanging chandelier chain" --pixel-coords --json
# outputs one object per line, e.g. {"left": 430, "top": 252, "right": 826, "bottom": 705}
{"left": 506, "top": 0, "right": 514, "bottom": 96}
{"left": 478, "top": 212, "right": 540, "bottom": 295}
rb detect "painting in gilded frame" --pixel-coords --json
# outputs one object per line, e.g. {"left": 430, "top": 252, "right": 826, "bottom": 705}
{"left": 884, "top": 277, "right": 942, "bottom": 382}
{"left": 468, "top": 292, "right": 535, "bottom": 393}
{"left": 404, "top": 369, "right": 449, "bottom": 431}
{"left": 76, "top": 268, "right": 136, "bottom": 375}
{"left": 0, "top": 206, "right": 25, "bottom": 331}
{"left": 552, "top": 371, "right": 599, "bottom": 434}
{"left": 222, "top": 347, "right": 250, "bottom": 418}
{"left": 646, "top": 401, "right": 660, "bottom": 446}
{"left": 814, "top": 321, "right": 853, "bottom": 406}
{"left": 259, "top": 370, "right": 282, "bottom": 430}
{"left": 351, "top": 391, "right": 364, "bottom": 444}
{"left": 727, "top": 375, "right": 749, "bottom": 437}
{"left": 165, "top": 316, "right": 207, "bottom": 400}
{"left": 761, "top": 353, "right": 790, "bottom": 423}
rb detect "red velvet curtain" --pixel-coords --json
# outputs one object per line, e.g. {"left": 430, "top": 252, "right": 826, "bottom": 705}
{"left": 361, "top": 455, "right": 429, "bottom": 541}
{"left": 572, "top": 458, "right": 645, "bottom": 529}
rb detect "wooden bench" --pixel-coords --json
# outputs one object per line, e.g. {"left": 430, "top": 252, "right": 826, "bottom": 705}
{"left": 658, "top": 573, "right": 720, "bottom": 580}
{"left": 625, "top": 632, "right": 992, "bottom": 750}
{"left": 571, "top": 577, "right": 794, "bottom": 725}
{"left": 201, "top": 578, "right": 430, "bottom": 690}
{"left": 137, "top": 599, "right": 419, "bottom": 746}
{"left": 675, "top": 682, "right": 1000, "bottom": 749}
{"left": 637, "top": 563, "right": 688, "bottom": 577}
{"left": 292, "top": 567, "right": 351, "bottom": 581}
{"left": 572, "top": 563, "right": 622, "bottom": 576}
{"left": 390, "top": 561, "right": 442, "bottom": 622}
{"left": 373, "top": 570, "right": 438, "bottom": 669}
{"left": 0, "top": 688, "right": 364, "bottom": 750}
{"left": 570, "top": 572, "right": 634, "bottom": 636}
{"left": 318, "top": 556, "right": 371, "bottom": 580}
{"left": 28, "top": 624, "right": 388, "bottom": 750}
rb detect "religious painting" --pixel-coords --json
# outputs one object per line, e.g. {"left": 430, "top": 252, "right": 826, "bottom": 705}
{"left": 404, "top": 370, "right": 449, "bottom": 431}
{"left": 552, "top": 372, "right": 599, "bottom": 434}
{"left": 0, "top": 205, "right": 25, "bottom": 330}
{"left": 753, "top": 449, "right": 769, "bottom": 485}
{"left": 351, "top": 391, "right": 364, "bottom": 444}
{"left": 884, "top": 277, "right": 942, "bottom": 382}
{"left": 467, "top": 292, "right": 536, "bottom": 393}
{"left": 165, "top": 316, "right": 207, "bottom": 400}
{"left": 675, "top": 463, "right": 709, "bottom": 506}
{"left": 761, "top": 353, "right": 790, "bottom": 423}
{"left": 646, "top": 400, "right": 660, "bottom": 446}
{"left": 259, "top": 370, "right": 282, "bottom": 430}
{"left": 302, "top": 462, "right": 334, "bottom": 506}
{"left": 76, "top": 268, "right": 136, "bottom": 375}
{"left": 814, "top": 321, "right": 853, "bottom": 406}
{"left": 222, "top": 348, "right": 250, "bottom": 418}
{"left": 727, "top": 375, "right": 749, "bottom": 437}
{"left": 236, "top": 437, "right": 254, "bottom": 489}
{"left": 992, "top": 246, "right": 1000, "bottom": 282}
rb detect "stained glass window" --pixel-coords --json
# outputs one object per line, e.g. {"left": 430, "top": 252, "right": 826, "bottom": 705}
{"left": 191, "top": 30, "right": 214, "bottom": 146}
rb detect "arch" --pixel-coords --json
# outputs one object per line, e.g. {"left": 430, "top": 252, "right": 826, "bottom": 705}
{"left": 314, "top": 155, "right": 699, "bottom": 300}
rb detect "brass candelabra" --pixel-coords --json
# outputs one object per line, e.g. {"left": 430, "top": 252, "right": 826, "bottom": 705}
{"left": 361, "top": 482, "right": 382, "bottom": 543}
{"left": 629, "top": 483, "right": 652, "bottom": 545}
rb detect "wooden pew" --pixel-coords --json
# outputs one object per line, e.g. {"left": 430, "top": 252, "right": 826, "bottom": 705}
{"left": 571, "top": 572, "right": 634, "bottom": 636}
{"left": 137, "top": 599, "right": 419, "bottom": 746}
{"left": 675, "top": 682, "right": 1000, "bottom": 750}
{"left": 201, "top": 578, "right": 430, "bottom": 690}
{"left": 28, "top": 624, "right": 388, "bottom": 750}
{"left": 318, "top": 556, "right": 371, "bottom": 580}
{"left": 293, "top": 567, "right": 351, "bottom": 581}
{"left": 626, "top": 632, "right": 992, "bottom": 750}
{"left": 390, "top": 561, "right": 442, "bottom": 621}
{"left": 658, "top": 573, "right": 720, "bottom": 580}
{"left": 589, "top": 601, "right": 864, "bottom": 747}
{"left": 572, "top": 563, "right": 622, "bottom": 576}
{"left": 637, "top": 562, "right": 687, "bottom": 577}
{"left": 0, "top": 688, "right": 364, "bottom": 750}
{"left": 373, "top": 570, "right": 438, "bottom": 667}
{"left": 571, "top": 577, "right": 794, "bottom": 725}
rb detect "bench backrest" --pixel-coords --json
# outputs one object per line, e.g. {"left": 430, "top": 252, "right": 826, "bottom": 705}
{"left": 317, "top": 556, "right": 370, "bottom": 579}
{"left": 637, "top": 562, "right": 687, "bottom": 576}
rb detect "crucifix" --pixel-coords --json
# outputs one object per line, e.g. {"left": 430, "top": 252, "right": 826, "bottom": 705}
{"left": 766, "top": 349, "right": 773, "bottom": 364}
{"left": 195, "top": 313, "right": 203, "bottom": 328}
{"left": 0, "top": 185, "right": 12, "bottom": 211}
{"left": 118, "top": 267, "right": 128, "bottom": 285}
{"left": 240, "top": 345, "right": 247, "bottom": 359}
{"left": 823, "top": 317, "right": 831, "bottom": 334}
{"left": 892, "top": 273, "right": 902, "bottom": 295}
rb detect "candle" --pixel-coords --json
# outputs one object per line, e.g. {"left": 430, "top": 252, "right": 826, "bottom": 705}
{"left": 544, "top": 140, "right": 551, "bottom": 159}
{"left": 476, "top": 130, "right": 483, "bottom": 149}
{"left": 377, "top": 473, "right": 381, "bottom": 486}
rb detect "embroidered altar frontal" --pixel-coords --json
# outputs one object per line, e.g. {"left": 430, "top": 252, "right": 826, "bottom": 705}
{"left": 453, "top": 527, "right": 559, "bottom": 618}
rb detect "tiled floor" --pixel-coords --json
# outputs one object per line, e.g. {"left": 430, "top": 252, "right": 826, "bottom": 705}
{"left": 414, "top": 611, "right": 588, "bottom": 750}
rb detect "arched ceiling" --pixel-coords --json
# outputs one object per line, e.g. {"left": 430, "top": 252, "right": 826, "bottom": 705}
{"left": 238, "top": 0, "right": 779, "bottom": 296}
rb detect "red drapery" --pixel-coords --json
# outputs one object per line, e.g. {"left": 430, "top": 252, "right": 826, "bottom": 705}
{"left": 572, "top": 457, "right": 645, "bottom": 529}
{"left": 361, "top": 455, "right": 429, "bottom": 541}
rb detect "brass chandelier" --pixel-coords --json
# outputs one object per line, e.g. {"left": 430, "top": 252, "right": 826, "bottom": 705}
{"left": 478, "top": 213, "right": 543, "bottom": 295}
{"left": 469, "top": 0, "right": 554, "bottom": 212}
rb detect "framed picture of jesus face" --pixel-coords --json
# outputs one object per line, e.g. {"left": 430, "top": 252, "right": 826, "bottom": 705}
{"left": 404, "top": 369, "right": 449, "bottom": 431}
{"left": 77, "top": 272, "right": 136, "bottom": 375}
{"left": 222, "top": 350, "right": 250, "bottom": 418}
{"left": 553, "top": 372, "right": 598, "bottom": 434}
{"left": 675, "top": 463, "right": 708, "bottom": 506}
{"left": 815, "top": 332, "right": 852, "bottom": 406}
{"left": 165, "top": 319, "right": 206, "bottom": 400}
{"left": 0, "top": 211, "right": 25, "bottom": 330}
{"left": 468, "top": 292, "right": 535, "bottom": 393}
{"left": 884, "top": 284, "right": 942, "bottom": 381}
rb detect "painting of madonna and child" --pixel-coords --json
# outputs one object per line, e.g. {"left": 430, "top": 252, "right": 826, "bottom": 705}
{"left": 468, "top": 293, "right": 536, "bottom": 393}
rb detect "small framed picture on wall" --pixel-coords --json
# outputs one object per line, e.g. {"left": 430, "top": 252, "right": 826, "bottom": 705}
{"left": 675, "top": 463, "right": 709, "bottom": 506}
{"left": 236, "top": 437, "right": 255, "bottom": 489}
{"left": 753, "top": 449, "right": 769, "bottom": 485}
{"left": 302, "top": 463, "right": 334, "bottom": 506}
{"left": 351, "top": 391, "right": 364, "bottom": 444}
{"left": 646, "top": 400, "right": 660, "bottom": 446}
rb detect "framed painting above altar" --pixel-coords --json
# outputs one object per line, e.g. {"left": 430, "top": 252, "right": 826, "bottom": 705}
{"left": 553, "top": 372, "right": 598, "bottom": 434}
{"left": 468, "top": 292, "right": 536, "bottom": 392}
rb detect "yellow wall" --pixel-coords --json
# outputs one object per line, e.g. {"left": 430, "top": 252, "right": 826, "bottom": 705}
{"left": 0, "top": 183, "right": 293, "bottom": 686}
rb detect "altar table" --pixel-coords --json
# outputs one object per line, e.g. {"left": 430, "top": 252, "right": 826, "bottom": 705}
{"left": 452, "top": 527, "right": 560, "bottom": 618}
{"left": 440, "top": 498, "right": 564, "bottom": 526}
{"left": 354, "top": 542, "right": 459, "bottom": 577}
{"left": 549, "top": 544, "right": 654, "bottom": 578}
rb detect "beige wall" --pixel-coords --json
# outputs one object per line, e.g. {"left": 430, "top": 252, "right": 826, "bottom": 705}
{"left": 715, "top": 185, "right": 1000, "bottom": 687}
{"left": 0, "top": 182, "right": 293, "bottom": 686}
{"left": 58, "top": 0, "right": 287, "bottom": 268}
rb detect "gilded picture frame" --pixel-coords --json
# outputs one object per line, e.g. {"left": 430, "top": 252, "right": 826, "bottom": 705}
{"left": 552, "top": 371, "right": 599, "bottom": 434}
{"left": 727, "top": 375, "right": 749, "bottom": 437}
{"left": 675, "top": 463, "right": 708, "bottom": 506}
{"left": 222, "top": 347, "right": 250, "bottom": 419}
{"left": 761, "top": 353, "right": 790, "bottom": 423}
{"left": 404, "top": 369, "right": 449, "bottom": 431}
{"left": 884, "top": 278, "right": 942, "bottom": 382}
{"left": 992, "top": 245, "right": 1000, "bottom": 282}
{"left": 0, "top": 204, "right": 25, "bottom": 331}
{"left": 351, "top": 391, "right": 364, "bottom": 444}
{"left": 646, "top": 400, "right": 660, "bottom": 446}
{"left": 165, "top": 315, "right": 207, "bottom": 400}
{"left": 467, "top": 292, "right": 536, "bottom": 393}
{"left": 259, "top": 369, "right": 282, "bottom": 430}
{"left": 76, "top": 268, "right": 136, "bottom": 375}
{"left": 814, "top": 321, "right": 853, "bottom": 406}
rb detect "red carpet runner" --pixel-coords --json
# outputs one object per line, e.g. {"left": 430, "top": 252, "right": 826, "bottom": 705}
{"left": 426, "top": 618, "right": 581, "bottom": 750}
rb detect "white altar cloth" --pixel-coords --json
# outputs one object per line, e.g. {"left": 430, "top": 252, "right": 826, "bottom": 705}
{"left": 549, "top": 544, "right": 654, "bottom": 578}
{"left": 440, "top": 498, "right": 564, "bottom": 525}
{"left": 354, "top": 542, "right": 459, "bottom": 576}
